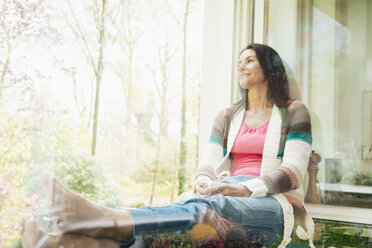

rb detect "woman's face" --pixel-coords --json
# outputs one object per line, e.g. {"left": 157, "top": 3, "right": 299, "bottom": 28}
{"left": 237, "top": 49, "right": 266, "bottom": 89}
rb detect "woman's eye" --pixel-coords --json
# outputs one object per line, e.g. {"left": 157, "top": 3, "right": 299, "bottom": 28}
{"left": 237, "top": 59, "right": 254, "bottom": 68}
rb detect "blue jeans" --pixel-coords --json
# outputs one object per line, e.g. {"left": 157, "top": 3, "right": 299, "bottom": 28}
{"left": 122, "top": 176, "right": 284, "bottom": 246}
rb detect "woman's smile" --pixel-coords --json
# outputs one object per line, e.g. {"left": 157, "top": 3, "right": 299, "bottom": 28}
{"left": 239, "top": 73, "right": 250, "bottom": 77}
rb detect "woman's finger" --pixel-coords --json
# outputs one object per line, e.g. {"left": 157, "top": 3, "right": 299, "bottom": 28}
{"left": 200, "top": 185, "right": 220, "bottom": 195}
{"left": 195, "top": 185, "right": 211, "bottom": 198}
{"left": 214, "top": 214, "right": 232, "bottom": 239}
{"left": 195, "top": 184, "right": 201, "bottom": 193}
{"left": 197, "top": 179, "right": 209, "bottom": 188}
{"left": 217, "top": 215, "right": 229, "bottom": 233}
{"left": 209, "top": 184, "right": 229, "bottom": 195}
{"left": 210, "top": 184, "right": 231, "bottom": 196}
{"left": 196, "top": 184, "right": 208, "bottom": 194}
{"left": 202, "top": 208, "right": 228, "bottom": 239}
{"left": 197, "top": 185, "right": 211, "bottom": 195}
{"left": 195, "top": 185, "right": 205, "bottom": 196}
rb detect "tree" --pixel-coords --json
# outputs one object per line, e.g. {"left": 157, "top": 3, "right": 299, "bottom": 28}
{"left": 147, "top": 42, "right": 178, "bottom": 205}
{"left": 109, "top": 0, "right": 149, "bottom": 184}
{"left": 178, "top": 0, "right": 190, "bottom": 195}
{"left": 65, "top": 0, "right": 118, "bottom": 156}
{"left": 113, "top": 0, "right": 148, "bottom": 128}
{"left": 0, "top": 0, "right": 55, "bottom": 105}
{"left": 59, "top": 64, "right": 91, "bottom": 132}
{"left": 0, "top": 1, "right": 59, "bottom": 245}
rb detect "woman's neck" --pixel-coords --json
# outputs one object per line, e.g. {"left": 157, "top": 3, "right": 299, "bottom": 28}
{"left": 246, "top": 84, "right": 272, "bottom": 111}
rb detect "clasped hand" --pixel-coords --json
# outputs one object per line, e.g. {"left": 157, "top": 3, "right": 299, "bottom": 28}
{"left": 195, "top": 177, "right": 252, "bottom": 198}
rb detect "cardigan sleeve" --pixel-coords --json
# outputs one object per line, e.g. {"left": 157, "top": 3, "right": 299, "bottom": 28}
{"left": 194, "top": 109, "right": 226, "bottom": 181}
{"left": 240, "top": 102, "right": 312, "bottom": 197}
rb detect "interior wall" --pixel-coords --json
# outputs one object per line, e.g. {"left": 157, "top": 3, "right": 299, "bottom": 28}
{"left": 198, "top": 0, "right": 252, "bottom": 162}
{"left": 198, "top": 0, "right": 234, "bottom": 162}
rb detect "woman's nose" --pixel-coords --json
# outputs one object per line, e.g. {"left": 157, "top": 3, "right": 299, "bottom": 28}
{"left": 238, "top": 63, "right": 247, "bottom": 71}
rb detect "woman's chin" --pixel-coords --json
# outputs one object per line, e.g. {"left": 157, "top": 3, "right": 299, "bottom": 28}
{"left": 239, "top": 82, "right": 250, "bottom": 90}
{"left": 239, "top": 80, "right": 247, "bottom": 88}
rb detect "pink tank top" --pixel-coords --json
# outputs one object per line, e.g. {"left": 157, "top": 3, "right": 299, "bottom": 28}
{"left": 230, "top": 120, "right": 269, "bottom": 177}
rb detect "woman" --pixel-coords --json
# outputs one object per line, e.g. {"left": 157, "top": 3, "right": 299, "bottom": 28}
{"left": 21, "top": 43, "right": 315, "bottom": 248}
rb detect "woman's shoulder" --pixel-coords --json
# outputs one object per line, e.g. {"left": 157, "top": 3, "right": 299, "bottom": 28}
{"left": 211, "top": 105, "right": 235, "bottom": 127}
{"left": 216, "top": 104, "right": 235, "bottom": 117}
{"left": 212, "top": 105, "right": 233, "bottom": 124}
{"left": 285, "top": 100, "right": 311, "bottom": 124}
{"left": 287, "top": 100, "right": 308, "bottom": 110}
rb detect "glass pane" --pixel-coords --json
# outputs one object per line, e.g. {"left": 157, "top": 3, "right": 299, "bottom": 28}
{"left": 314, "top": 219, "right": 371, "bottom": 246}
{"left": 0, "top": 0, "right": 203, "bottom": 246}
{"left": 266, "top": 0, "right": 372, "bottom": 209}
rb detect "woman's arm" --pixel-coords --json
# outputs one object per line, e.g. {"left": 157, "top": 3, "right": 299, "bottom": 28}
{"left": 198, "top": 182, "right": 252, "bottom": 197}
{"left": 193, "top": 109, "right": 226, "bottom": 195}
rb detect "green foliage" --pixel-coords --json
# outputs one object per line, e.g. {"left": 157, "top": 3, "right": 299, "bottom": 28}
{"left": 319, "top": 221, "right": 371, "bottom": 247}
{"left": 130, "top": 202, "right": 145, "bottom": 208}
{"left": 0, "top": 115, "right": 35, "bottom": 247}
{"left": 53, "top": 149, "right": 122, "bottom": 208}
{"left": 10, "top": 238, "right": 23, "bottom": 248}
{"left": 0, "top": 172, "right": 33, "bottom": 248}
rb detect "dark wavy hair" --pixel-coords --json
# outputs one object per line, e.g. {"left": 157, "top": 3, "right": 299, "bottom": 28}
{"left": 233, "top": 43, "right": 291, "bottom": 114}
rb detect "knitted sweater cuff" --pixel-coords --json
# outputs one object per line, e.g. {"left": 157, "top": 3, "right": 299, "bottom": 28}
{"left": 194, "top": 166, "right": 217, "bottom": 181}
{"left": 239, "top": 178, "right": 268, "bottom": 197}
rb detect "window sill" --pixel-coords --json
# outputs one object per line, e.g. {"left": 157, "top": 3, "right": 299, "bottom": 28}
{"left": 305, "top": 203, "right": 372, "bottom": 225}
{"left": 318, "top": 182, "right": 372, "bottom": 194}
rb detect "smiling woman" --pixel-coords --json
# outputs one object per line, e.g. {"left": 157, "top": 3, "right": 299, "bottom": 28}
{"left": 20, "top": 43, "right": 315, "bottom": 248}
{"left": 195, "top": 43, "right": 313, "bottom": 247}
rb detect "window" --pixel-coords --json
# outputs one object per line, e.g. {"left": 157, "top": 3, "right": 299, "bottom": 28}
{"left": 264, "top": 0, "right": 372, "bottom": 245}
{"left": 0, "top": 0, "right": 204, "bottom": 246}
{"left": 265, "top": 0, "right": 372, "bottom": 209}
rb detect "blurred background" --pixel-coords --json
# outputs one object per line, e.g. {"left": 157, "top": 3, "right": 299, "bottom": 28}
{"left": 0, "top": 0, "right": 204, "bottom": 246}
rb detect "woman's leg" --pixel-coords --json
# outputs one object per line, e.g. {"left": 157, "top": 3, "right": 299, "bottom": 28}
{"left": 41, "top": 173, "right": 282, "bottom": 245}
{"left": 126, "top": 191, "right": 283, "bottom": 246}
{"left": 124, "top": 176, "right": 255, "bottom": 239}
{"left": 195, "top": 194, "right": 284, "bottom": 245}
{"left": 127, "top": 202, "right": 233, "bottom": 239}
{"left": 199, "top": 176, "right": 285, "bottom": 245}
{"left": 21, "top": 215, "right": 119, "bottom": 248}
{"left": 41, "top": 172, "right": 232, "bottom": 243}
{"left": 42, "top": 172, "right": 133, "bottom": 242}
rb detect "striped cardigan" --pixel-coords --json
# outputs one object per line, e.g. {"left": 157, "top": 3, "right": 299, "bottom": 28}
{"left": 195, "top": 100, "right": 315, "bottom": 248}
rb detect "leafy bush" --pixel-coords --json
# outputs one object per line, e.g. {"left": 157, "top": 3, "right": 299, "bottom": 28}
{"left": 53, "top": 148, "right": 122, "bottom": 208}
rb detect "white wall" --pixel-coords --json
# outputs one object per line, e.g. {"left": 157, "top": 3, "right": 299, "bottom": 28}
{"left": 198, "top": 0, "right": 252, "bottom": 163}
{"left": 198, "top": 0, "right": 234, "bottom": 162}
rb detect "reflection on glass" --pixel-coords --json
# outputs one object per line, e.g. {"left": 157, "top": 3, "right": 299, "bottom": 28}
{"left": 266, "top": 0, "right": 372, "bottom": 209}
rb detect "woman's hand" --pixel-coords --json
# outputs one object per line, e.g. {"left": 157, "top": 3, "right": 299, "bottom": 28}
{"left": 198, "top": 183, "right": 252, "bottom": 197}
{"left": 194, "top": 176, "right": 212, "bottom": 197}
